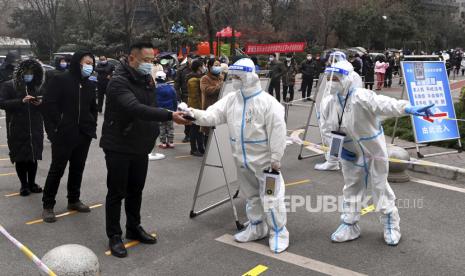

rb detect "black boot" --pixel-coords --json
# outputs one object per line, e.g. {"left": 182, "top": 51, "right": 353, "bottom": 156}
{"left": 67, "top": 201, "right": 91, "bottom": 213}
{"left": 126, "top": 226, "right": 157, "bottom": 244}
{"left": 29, "top": 184, "right": 43, "bottom": 193}
{"left": 109, "top": 235, "right": 127, "bottom": 258}
{"left": 42, "top": 208, "right": 56, "bottom": 223}
{"left": 19, "top": 188, "right": 31, "bottom": 197}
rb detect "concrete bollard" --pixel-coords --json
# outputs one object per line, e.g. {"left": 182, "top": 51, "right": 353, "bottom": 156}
{"left": 41, "top": 244, "right": 100, "bottom": 276}
{"left": 387, "top": 145, "right": 410, "bottom": 183}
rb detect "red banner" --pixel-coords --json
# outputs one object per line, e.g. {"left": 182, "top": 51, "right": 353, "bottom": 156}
{"left": 245, "top": 42, "right": 306, "bottom": 55}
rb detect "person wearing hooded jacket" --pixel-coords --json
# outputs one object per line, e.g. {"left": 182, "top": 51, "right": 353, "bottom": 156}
{"left": 0, "top": 53, "right": 18, "bottom": 87}
{"left": 41, "top": 50, "right": 98, "bottom": 223}
{"left": 0, "top": 59, "right": 44, "bottom": 196}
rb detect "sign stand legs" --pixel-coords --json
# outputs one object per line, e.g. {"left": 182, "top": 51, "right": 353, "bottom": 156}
{"left": 189, "top": 129, "right": 243, "bottom": 230}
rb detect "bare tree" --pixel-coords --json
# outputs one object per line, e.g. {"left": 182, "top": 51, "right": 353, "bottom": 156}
{"left": 24, "top": 0, "right": 61, "bottom": 54}
{"left": 73, "top": 0, "right": 98, "bottom": 39}
{"left": 151, "top": 0, "right": 181, "bottom": 51}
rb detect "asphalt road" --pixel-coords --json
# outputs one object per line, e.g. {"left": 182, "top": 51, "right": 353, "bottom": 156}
{"left": 0, "top": 96, "right": 464, "bottom": 276}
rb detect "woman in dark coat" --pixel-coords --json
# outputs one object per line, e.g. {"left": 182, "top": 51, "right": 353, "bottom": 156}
{"left": 362, "top": 53, "right": 375, "bottom": 90}
{"left": 0, "top": 59, "right": 44, "bottom": 196}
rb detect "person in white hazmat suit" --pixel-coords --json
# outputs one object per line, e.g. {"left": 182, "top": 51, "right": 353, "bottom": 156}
{"left": 321, "top": 60, "right": 434, "bottom": 246}
{"left": 187, "top": 58, "right": 289, "bottom": 253}
{"left": 314, "top": 51, "right": 363, "bottom": 171}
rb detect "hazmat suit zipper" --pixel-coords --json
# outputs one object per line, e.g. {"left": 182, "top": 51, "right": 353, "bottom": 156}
{"left": 241, "top": 95, "right": 249, "bottom": 169}
{"left": 78, "top": 84, "right": 81, "bottom": 125}
{"left": 25, "top": 87, "right": 35, "bottom": 161}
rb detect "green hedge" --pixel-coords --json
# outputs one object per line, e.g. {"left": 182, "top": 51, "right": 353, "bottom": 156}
{"left": 382, "top": 88, "right": 465, "bottom": 149}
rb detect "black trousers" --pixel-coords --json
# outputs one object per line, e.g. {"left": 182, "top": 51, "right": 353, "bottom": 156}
{"left": 15, "top": 161, "right": 38, "bottom": 189}
{"left": 190, "top": 124, "right": 204, "bottom": 153}
{"left": 384, "top": 72, "right": 393, "bottom": 88}
{"left": 104, "top": 151, "right": 148, "bottom": 238}
{"left": 268, "top": 81, "right": 281, "bottom": 102}
{"left": 365, "top": 83, "right": 374, "bottom": 90}
{"left": 184, "top": 125, "right": 191, "bottom": 139}
{"left": 282, "top": 85, "right": 294, "bottom": 102}
{"left": 42, "top": 133, "right": 91, "bottom": 209}
{"left": 97, "top": 83, "right": 107, "bottom": 113}
{"left": 301, "top": 77, "right": 313, "bottom": 99}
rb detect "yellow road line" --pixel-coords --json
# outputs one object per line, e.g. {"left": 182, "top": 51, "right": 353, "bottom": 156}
{"left": 243, "top": 264, "right": 268, "bottom": 276}
{"left": 175, "top": 155, "right": 192, "bottom": 159}
{"left": 26, "top": 204, "right": 103, "bottom": 225}
{"left": 0, "top": 172, "right": 16, "bottom": 177}
{"left": 0, "top": 145, "right": 7, "bottom": 147}
{"left": 285, "top": 179, "right": 311, "bottom": 187}
{"left": 105, "top": 233, "right": 157, "bottom": 256}
{"left": 0, "top": 158, "right": 9, "bottom": 161}
{"left": 173, "top": 142, "right": 189, "bottom": 145}
{"left": 361, "top": 204, "right": 375, "bottom": 216}
{"left": 5, "top": 192, "right": 20, "bottom": 197}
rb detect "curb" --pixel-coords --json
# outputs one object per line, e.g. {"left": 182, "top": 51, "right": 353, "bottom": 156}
{"left": 408, "top": 159, "right": 465, "bottom": 181}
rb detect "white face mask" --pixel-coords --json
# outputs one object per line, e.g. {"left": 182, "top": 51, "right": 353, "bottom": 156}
{"left": 329, "top": 81, "right": 343, "bottom": 95}
{"left": 307, "top": 56, "right": 312, "bottom": 61}
{"left": 232, "top": 78, "right": 243, "bottom": 90}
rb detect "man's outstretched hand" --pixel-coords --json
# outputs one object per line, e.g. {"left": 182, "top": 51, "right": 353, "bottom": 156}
{"left": 172, "top": 111, "right": 192, "bottom": 125}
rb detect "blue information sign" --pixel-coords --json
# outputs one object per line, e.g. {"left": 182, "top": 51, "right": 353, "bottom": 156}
{"left": 401, "top": 61, "right": 460, "bottom": 143}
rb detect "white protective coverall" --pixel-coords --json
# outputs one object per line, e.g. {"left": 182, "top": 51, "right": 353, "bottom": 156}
{"left": 314, "top": 51, "right": 363, "bottom": 171}
{"left": 320, "top": 60, "right": 413, "bottom": 246}
{"left": 190, "top": 58, "right": 289, "bottom": 253}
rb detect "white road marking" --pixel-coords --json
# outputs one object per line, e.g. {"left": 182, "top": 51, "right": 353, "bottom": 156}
{"left": 410, "top": 177, "right": 465, "bottom": 194}
{"left": 215, "top": 234, "right": 367, "bottom": 276}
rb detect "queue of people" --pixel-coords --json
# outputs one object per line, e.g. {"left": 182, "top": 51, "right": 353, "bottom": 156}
{"left": 0, "top": 46, "right": 436, "bottom": 259}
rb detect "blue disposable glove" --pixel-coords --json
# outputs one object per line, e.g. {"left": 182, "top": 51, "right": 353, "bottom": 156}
{"left": 405, "top": 104, "right": 434, "bottom": 117}
{"left": 88, "top": 75, "right": 98, "bottom": 82}
{"left": 341, "top": 148, "right": 357, "bottom": 161}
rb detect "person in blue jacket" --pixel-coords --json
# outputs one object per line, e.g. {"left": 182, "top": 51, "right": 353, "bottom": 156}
{"left": 155, "top": 71, "right": 177, "bottom": 149}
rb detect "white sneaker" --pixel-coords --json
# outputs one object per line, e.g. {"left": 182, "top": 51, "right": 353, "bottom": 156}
{"left": 331, "top": 223, "right": 361, "bottom": 242}
{"left": 148, "top": 153, "right": 166, "bottom": 161}
{"left": 314, "top": 161, "right": 340, "bottom": 171}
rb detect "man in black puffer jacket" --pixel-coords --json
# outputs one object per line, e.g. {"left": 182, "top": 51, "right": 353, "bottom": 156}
{"left": 41, "top": 50, "right": 98, "bottom": 223}
{"left": 100, "top": 42, "right": 189, "bottom": 258}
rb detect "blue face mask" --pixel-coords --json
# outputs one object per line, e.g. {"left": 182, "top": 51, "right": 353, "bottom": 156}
{"left": 23, "top": 74, "right": 34, "bottom": 83}
{"left": 60, "top": 63, "right": 67, "bottom": 69}
{"left": 137, "top": 62, "right": 153, "bottom": 75}
{"left": 81, "top": 64, "right": 93, "bottom": 77}
{"left": 211, "top": 66, "right": 222, "bottom": 75}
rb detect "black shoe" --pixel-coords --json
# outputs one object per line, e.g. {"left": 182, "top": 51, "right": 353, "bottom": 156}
{"left": 126, "top": 226, "right": 157, "bottom": 244}
{"left": 42, "top": 208, "right": 56, "bottom": 223}
{"left": 67, "top": 201, "right": 91, "bottom": 213}
{"left": 29, "top": 184, "right": 43, "bottom": 193}
{"left": 182, "top": 136, "right": 190, "bottom": 143}
{"left": 19, "top": 188, "right": 31, "bottom": 197}
{"left": 190, "top": 151, "right": 203, "bottom": 157}
{"left": 109, "top": 235, "right": 127, "bottom": 258}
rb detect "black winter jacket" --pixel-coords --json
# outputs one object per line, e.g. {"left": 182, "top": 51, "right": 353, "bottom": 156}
{"left": 94, "top": 62, "right": 115, "bottom": 88}
{"left": 300, "top": 59, "right": 317, "bottom": 79}
{"left": 100, "top": 59, "right": 173, "bottom": 155}
{"left": 42, "top": 50, "right": 98, "bottom": 145}
{"left": 0, "top": 59, "right": 44, "bottom": 162}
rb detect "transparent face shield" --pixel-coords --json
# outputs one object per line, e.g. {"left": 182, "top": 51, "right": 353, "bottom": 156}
{"left": 316, "top": 52, "right": 348, "bottom": 103}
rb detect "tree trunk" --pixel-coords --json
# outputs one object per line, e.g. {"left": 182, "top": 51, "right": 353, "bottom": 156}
{"left": 205, "top": 2, "right": 214, "bottom": 55}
